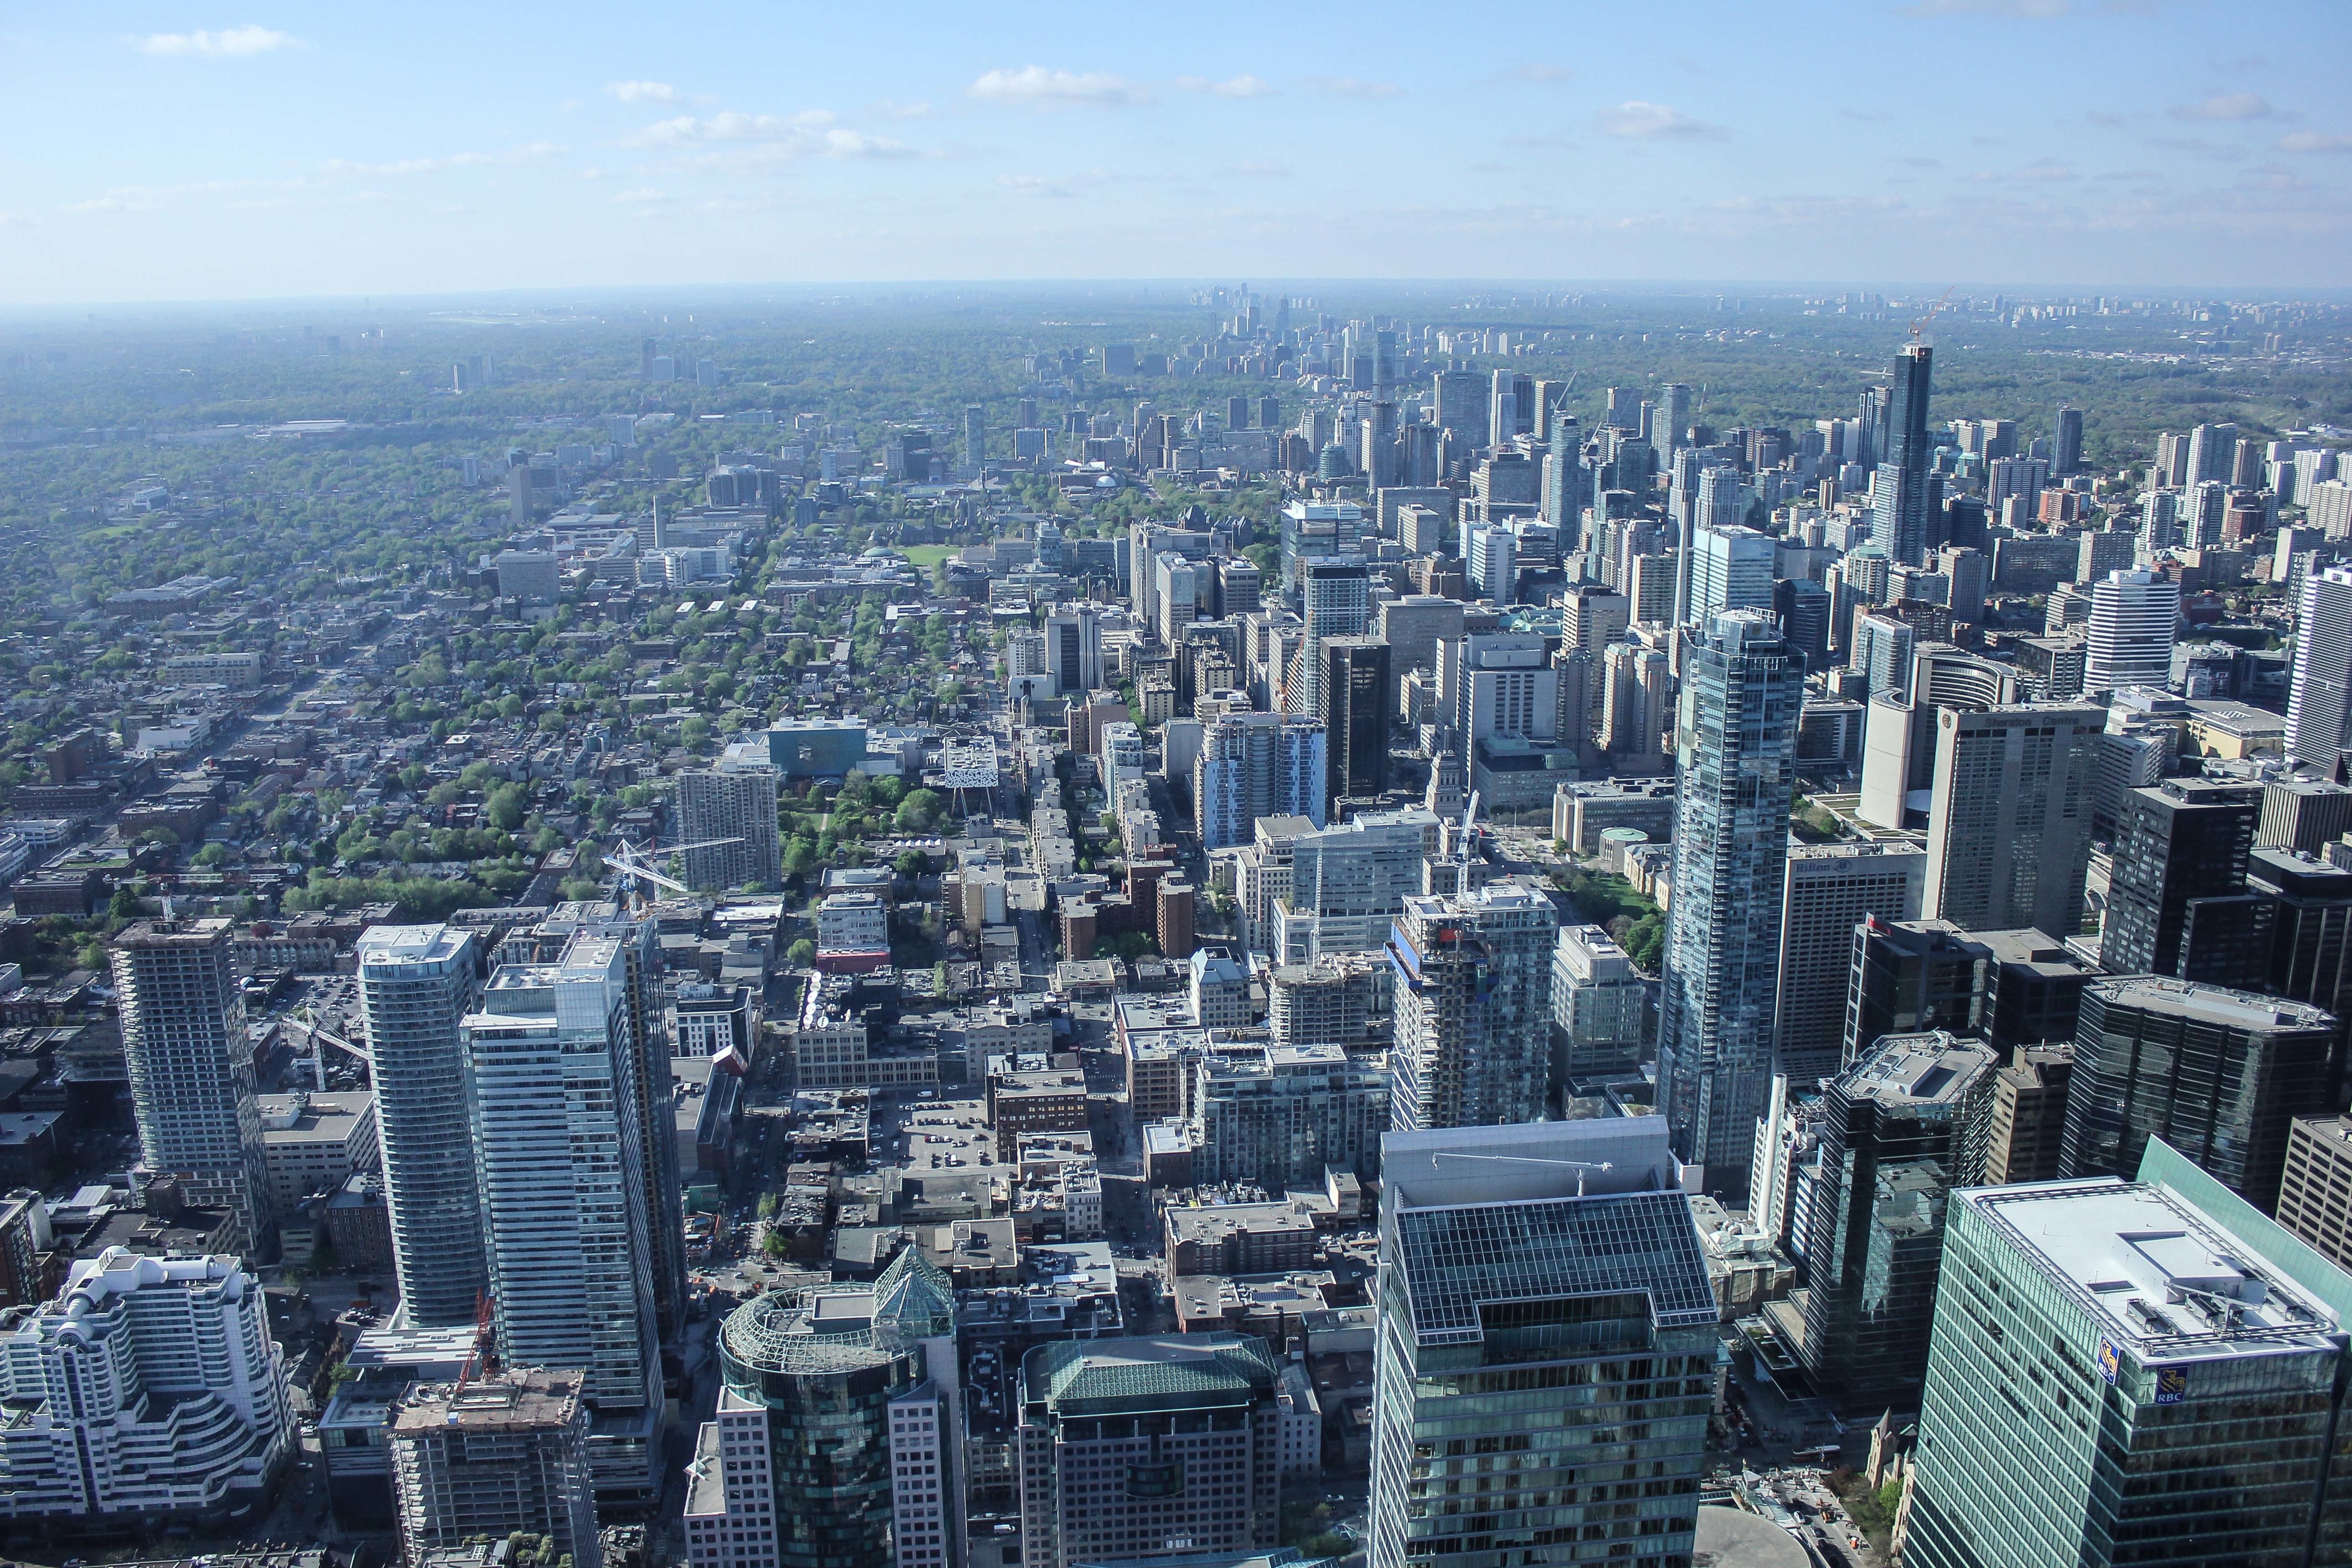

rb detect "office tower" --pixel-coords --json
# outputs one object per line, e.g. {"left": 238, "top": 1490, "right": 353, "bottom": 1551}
{"left": 1369, "top": 1119, "right": 1715, "bottom": 1568}
{"left": 1431, "top": 369, "right": 1489, "bottom": 451}
{"left": 464, "top": 941, "right": 664, "bottom": 1503}
{"left": 676, "top": 765, "right": 784, "bottom": 890}
{"left": 1903, "top": 1162, "right": 2352, "bottom": 1568}
{"left": 2053, "top": 404, "right": 2084, "bottom": 475}
{"left": 1975, "top": 928, "right": 2094, "bottom": 1052}
{"left": 1872, "top": 342, "right": 1934, "bottom": 567}
{"left": 1378, "top": 594, "right": 1466, "bottom": 675}
{"left": 1977, "top": 1043, "right": 2075, "bottom": 1185}
{"left": 2100, "top": 779, "right": 2260, "bottom": 978}
{"left": 1440, "top": 631, "right": 1561, "bottom": 760}
{"left": 1659, "top": 611, "right": 1802, "bottom": 1192}
{"left": 1845, "top": 918, "right": 1987, "bottom": 1063}
{"left": 391, "top": 1370, "right": 601, "bottom": 1568}
{"left": 1019, "top": 1335, "right": 1281, "bottom": 1568}
{"left": 1921, "top": 704, "right": 2104, "bottom": 936}
{"left": 1687, "top": 524, "right": 1774, "bottom": 626}
{"left": 2259, "top": 777, "right": 2352, "bottom": 854}
{"left": 1291, "top": 556, "right": 1372, "bottom": 717}
{"left": 2083, "top": 568, "right": 2180, "bottom": 692}
{"left": 1985, "top": 454, "right": 2049, "bottom": 523}
{"left": 1044, "top": 606, "right": 1105, "bottom": 697}
{"left": 355, "top": 925, "right": 485, "bottom": 1326}
{"left": 0, "top": 1248, "right": 294, "bottom": 1525}
{"left": 1388, "top": 885, "right": 1560, "bottom": 1133}
{"left": 1794, "top": 1031, "right": 1996, "bottom": 1407}
{"left": 110, "top": 919, "right": 272, "bottom": 1248}
{"left": 1657, "top": 381, "right": 1692, "bottom": 453}
{"left": 2245, "top": 848, "right": 2352, "bottom": 1043}
{"left": 2287, "top": 567, "right": 2352, "bottom": 771}
{"left": 1774, "top": 577, "right": 1831, "bottom": 670}
{"left": 1777, "top": 843, "right": 1928, "bottom": 1083}
{"left": 1550, "top": 922, "right": 1648, "bottom": 1078}
{"left": 2276, "top": 1114, "right": 2352, "bottom": 1269}
{"left": 1196, "top": 712, "right": 1327, "bottom": 848}
{"left": 1464, "top": 521, "right": 1516, "bottom": 604}
{"left": 1553, "top": 644, "right": 1592, "bottom": 755}
{"left": 1939, "top": 545, "right": 1989, "bottom": 622}
{"left": 1318, "top": 635, "right": 1390, "bottom": 811}
{"left": 2060, "top": 976, "right": 2334, "bottom": 1207}
{"left": 704, "top": 1251, "right": 953, "bottom": 1568}
{"left": 1490, "top": 369, "right": 1534, "bottom": 443}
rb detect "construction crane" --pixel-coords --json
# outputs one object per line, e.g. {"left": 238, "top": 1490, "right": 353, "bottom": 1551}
{"left": 607, "top": 836, "right": 745, "bottom": 904}
{"left": 452, "top": 1289, "right": 497, "bottom": 1402}
{"left": 289, "top": 1010, "right": 371, "bottom": 1089}
{"left": 1908, "top": 285, "right": 1956, "bottom": 342}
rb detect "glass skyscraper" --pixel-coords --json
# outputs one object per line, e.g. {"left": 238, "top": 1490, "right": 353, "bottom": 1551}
{"left": 1369, "top": 1119, "right": 1717, "bottom": 1568}
{"left": 1658, "top": 609, "right": 1802, "bottom": 1195}
{"left": 1872, "top": 342, "right": 1934, "bottom": 567}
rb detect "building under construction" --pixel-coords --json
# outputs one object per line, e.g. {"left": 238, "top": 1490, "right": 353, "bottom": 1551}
{"left": 389, "top": 1367, "right": 600, "bottom": 1568}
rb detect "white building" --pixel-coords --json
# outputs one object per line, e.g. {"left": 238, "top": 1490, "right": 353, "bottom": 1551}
{"left": 2084, "top": 568, "right": 2181, "bottom": 692}
{"left": 815, "top": 892, "right": 891, "bottom": 968}
{"left": 1196, "top": 712, "right": 1327, "bottom": 849}
{"left": 0, "top": 1249, "right": 292, "bottom": 1527}
{"left": 1550, "top": 923, "right": 1648, "bottom": 1079}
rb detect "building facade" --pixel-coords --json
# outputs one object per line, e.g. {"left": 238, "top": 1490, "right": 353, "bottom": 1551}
{"left": 1388, "top": 886, "right": 1561, "bottom": 1134}
{"left": 389, "top": 1370, "right": 600, "bottom": 1568}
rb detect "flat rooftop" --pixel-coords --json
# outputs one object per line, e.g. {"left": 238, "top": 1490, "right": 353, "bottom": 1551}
{"left": 392, "top": 1368, "right": 582, "bottom": 1433}
{"left": 2090, "top": 975, "right": 2332, "bottom": 1033}
{"left": 1841, "top": 1032, "right": 1996, "bottom": 1109}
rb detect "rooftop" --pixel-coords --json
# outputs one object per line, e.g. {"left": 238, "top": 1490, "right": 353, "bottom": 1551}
{"left": 2089, "top": 975, "right": 2333, "bottom": 1033}
{"left": 1838, "top": 1031, "right": 1997, "bottom": 1111}
{"left": 1025, "top": 1333, "right": 1279, "bottom": 1416}
{"left": 391, "top": 1367, "right": 582, "bottom": 1434}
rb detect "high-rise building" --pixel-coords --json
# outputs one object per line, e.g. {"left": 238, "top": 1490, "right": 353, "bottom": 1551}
{"left": 1268, "top": 954, "right": 1387, "bottom": 1050}
{"left": 0, "top": 1248, "right": 294, "bottom": 1527}
{"left": 1550, "top": 922, "right": 1648, "bottom": 1079}
{"left": 1271, "top": 805, "right": 1441, "bottom": 964}
{"left": 2287, "top": 567, "right": 2352, "bottom": 771}
{"left": 1844, "top": 918, "right": 1988, "bottom": 1063}
{"left": 1687, "top": 524, "right": 1774, "bottom": 626}
{"left": 1977, "top": 1043, "right": 2075, "bottom": 1185}
{"left": 355, "top": 924, "right": 486, "bottom": 1326}
{"left": 1431, "top": 370, "right": 1490, "bottom": 452}
{"left": 1794, "top": 1032, "right": 1997, "bottom": 1408}
{"left": 1319, "top": 635, "right": 1391, "bottom": 811}
{"left": 1019, "top": 1335, "right": 1282, "bottom": 1568}
{"left": 1872, "top": 343, "right": 1934, "bottom": 567}
{"left": 2053, "top": 404, "right": 2084, "bottom": 475}
{"left": 2272, "top": 1113, "right": 2352, "bottom": 1270}
{"left": 1774, "top": 577, "right": 1831, "bottom": 670}
{"left": 1921, "top": 703, "right": 2104, "bottom": 937}
{"left": 2083, "top": 568, "right": 2181, "bottom": 692}
{"left": 1044, "top": 606, "right": 1106, "bottom": 697}
{"left": 2060, "top": 976, "right": 2335, "bottom": 1209}
{"left": 1196, "top": 712, "right": 1328, "bottom": 849}
{"left": 1659, "top": 611, "right": 1802, "bottom": 1192}
{"left": 1776, "top": 842, "right": 1927, "bottom": 1083}
{"left": 390, "top": 1370, "right": 601, "bottom": 1568}
{"left": 1186, "top": 1043, "right": 1389, "bottom": 1189}
{"left": 962, "top": 403, "right": 986, "bottom": 469}
{"left": 676, "top": 765, "right": 784, "bottom": 891}
{"left": 1657, "top": 382, "right": 1692, "bottom": 454}
{"left": 1292, "top": 557, "right": 1373, "bottom": 717}
{"left": 2257, "top": 776, "right": 2352, "bottom": 855}
{"left": 1903, "top": 1157, "right": 2352, "bottom": 1568}
{"left": 111, "top": 919, "right": 272, "bottom": 1248}
{"left": 1368, "top": 1119, "right": 1717, "bottom": 1568}
{"left": 1388, "top": 885, "right": 1560, "bottom": 1133}
{"left": 464, "top": 940, "right": 665, "bottom": 1503}
{"left": 2100, "top": 779, "right": 2261, "bottom": 978}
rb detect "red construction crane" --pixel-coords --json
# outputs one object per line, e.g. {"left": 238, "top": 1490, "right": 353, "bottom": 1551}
{"left": 1908, "top": 286, "right": 1956, "bottom": 342}
{"left": 452, "top": 1290, "right": 497, "bottom": 1398}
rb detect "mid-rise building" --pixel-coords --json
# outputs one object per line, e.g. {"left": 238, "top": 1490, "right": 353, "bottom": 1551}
{"left": 355, "top": 923, "right": 485, "bottom": 1326}
{"left": 1659, "top": 610, "right": 1801, "bottom": 1193}
{"left": 1550, "top": 922, "right": 1648, "bottom": 1079}
{"left": 1267, "top": 954, "right": 1387, "bottom": 1050}
{"left": 1196, "top": 712, "right": 1327, "bottom": 849}
{"left": 1903, "top": 1160, "right": 2352, "bottom": 1568}
{"left": 1920, "top": 703, "right": 2103, "bottom": 937}
{"left": 1388, "top": 885, "right": 1560, "bottom": 1133}
{"left": 1319, "top": 634, "right": 1391, "bottom": 810}
{"left": 1018, "top": 1334, "right": 1282, "bottom": 1568}
{"left": 1187, "top": 1042, "right": 1388, "bottom": 1189}
{"left": 815, "top": 892, "right": 891, "bottom": 973}
{"left": 676, "top": 765, "right": 784, "bottom": 891}
{"left": 2272, "top": 1113, "right": 2352, "bottom": 1270}
{"left": 389, "top": 1369, "right": 600, "bottom": 1568}
{"left": 1369, "top": 1119, "right": 1716, "bottom": 1568}
{"left": 1977, "top": 1043, "right": 2075, "bottom": 1186}
{"left": 1794, "top": 1032, "right": 1996, "bottom": 1408}
{"left": 111, "top": 919, "right": 272, "bottom": 1248}
{"left": 2060, "top": 976, "right": 2335, "bottom": 1210}
{"left": 0, "top": 1249, "right": 293, "bottom": 1527}
{"left": 1776, "top": 842, "right": 1927, "bottom": 1084}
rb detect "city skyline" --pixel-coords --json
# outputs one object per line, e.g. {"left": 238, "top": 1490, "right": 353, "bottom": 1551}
{"left": 4, "top": 2, "right": 2351, "bottom": 303}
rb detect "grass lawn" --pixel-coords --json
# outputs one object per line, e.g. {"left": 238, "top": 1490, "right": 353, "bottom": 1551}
{"left": 898, "top": 544, "right": 958, "bottom": 570}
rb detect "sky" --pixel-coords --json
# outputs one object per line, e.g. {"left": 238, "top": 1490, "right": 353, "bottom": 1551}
{"left": 4, "top": 0, "right": 2350, "bottom": 304}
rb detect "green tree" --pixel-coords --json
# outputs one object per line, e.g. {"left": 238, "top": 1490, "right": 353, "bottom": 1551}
{"left": 787, "top": 938, "right": 815, "bottom": 968}
{"left": 486, "top": 784, "right": 526, "bottom": 832}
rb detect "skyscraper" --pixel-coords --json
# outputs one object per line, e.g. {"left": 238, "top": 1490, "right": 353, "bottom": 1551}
{"left": 1318, "top": 634, "right": 1391, "bottom": 811}
{"left": 464, "top": 939, "right": 665, "bottom": 1504}
{"left": 962, "top": 402, "right": 985, "bottom": 470}
{"left": 2053, "top": 404, "right": 2084, "bottom": 475}
{"left": 2099, "top": 779, "right": 2260, "bottom": 978}
{"left": 1044, "top": 605, "right": 1106, "bottom": 697}
{"left": 2287, "top": 566, "right": 2352, "bottom": 771}
{"left": 1388, "top": 885, "right": 1560, "bottom": 1133}
{"left": 1794, "top": 1031, "right": 1996, "bottom": 1408}
{"left": 355, "top": 924, "right": 486, "bottom": 1326}
{"left": 1196, "top": 712, "right": 1328, "bottom": 849}
{"left": 1659, "top": 610, "right": 1802, "bottom": 1192}
{"left": 1656, "top": 381, "right": 1692, "bottom": 454}
{"left": 1871, "top": 342, "right": 1934, "bottom": 567}
{"left": 1431, "top": 370, "right": 1489, "bottom": 452}
{"left": 111, "top": 919, "right": 272, "bottom": 1248}
{"left": 1291, "top": 556, "right": 1372, "bottom": 717}
{"left": 676, "top": 764, "right": 784, "bottom": 890}
{"left": 1686, "top": 524, "right": 1774, "bottom": 626}
{"left": 2082, "top": 568, "right": 2181, "bottom": 692}
{"left": 1920, "top": 703, "right": 2104, "bottom": 937}
{"left": 1368, "top": 1119, "right": 1717, "bottom": 1568}
{"left": 1903, "top": 1159, "right": 2352, "bottom": 1568}
{"left": 2060, "top": 977, "right": 2334, "bottom": 1210}
{"left": 1776, "top": 842, "right": 1928, "bottom": 1083}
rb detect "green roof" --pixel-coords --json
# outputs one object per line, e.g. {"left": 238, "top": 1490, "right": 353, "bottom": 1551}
{"left": 1026, "top": 1334, "right": 1279, "bottom": 1416}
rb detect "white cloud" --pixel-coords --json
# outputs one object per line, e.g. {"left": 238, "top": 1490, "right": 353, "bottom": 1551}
{"left": 969, "top": 67, "right": 1151, "bottom": 108}
{"left": 2168, "top": 92, "right": 2272, "bottom": 121}
{"left": 630, "top": 109, "right": 836, "bottom": 145}
{"left": 2279, "top": 131, "right": 2352, "bottom": 154}
{"left": 820, "top": 129, "right": 914, "bottom": 160}
{"left": 1175, "top": 74, "right": 1278, "bottom": 98}
{"left": 1594, "top": 101, "right": 1729, "bottom": 141}
{"left": 321, "top": 151, "right": 494, "bottom": 176}
{"left": 1305, "top": 76, "right": 1403, "bottom": 98}
{"left": 606, "top": 80, "right": 680, "bottom": 104}
{"left": 872, "top": 99, "right": 935, "bottom": 120}
{"left": 137, "top": 25, "right": 297, "bottom": 56}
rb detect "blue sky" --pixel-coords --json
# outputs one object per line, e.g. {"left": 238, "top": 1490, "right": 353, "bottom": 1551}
{"left": 3, "top": 0, "right": 2348, "bottom": 303}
